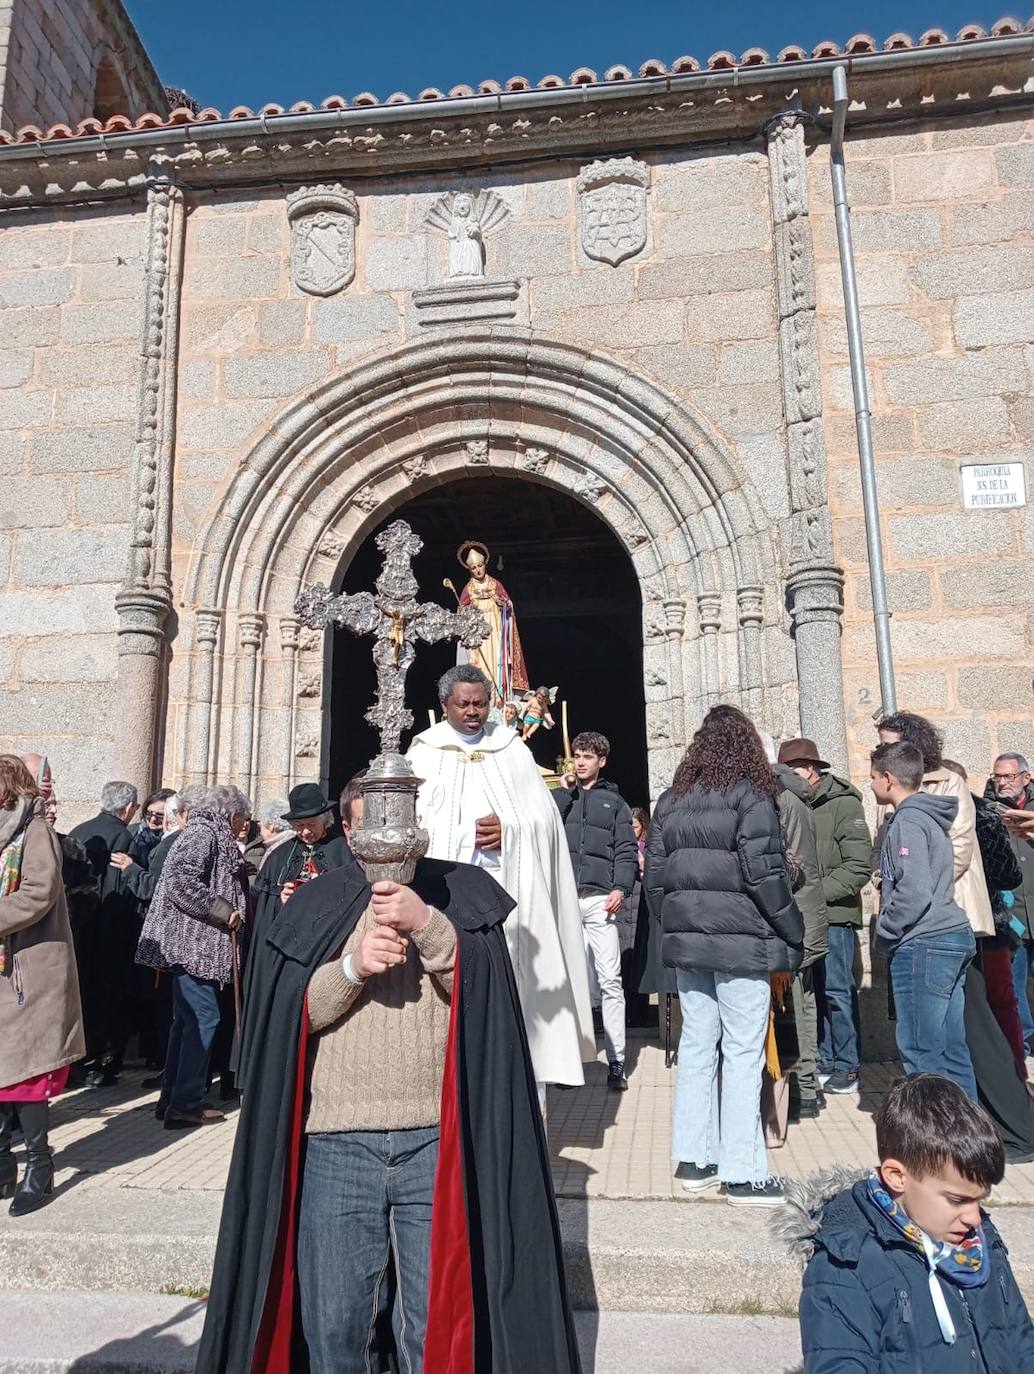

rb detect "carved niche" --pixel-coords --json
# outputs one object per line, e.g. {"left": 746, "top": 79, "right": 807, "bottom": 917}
{"left": 577, "top": 158, "right": 649, "bottom": 266}
{"left": 425, "top": 190, "right": 510, "bottom": 280}
{"left": 287, "top": 184, "right": 359, "bottom": 297}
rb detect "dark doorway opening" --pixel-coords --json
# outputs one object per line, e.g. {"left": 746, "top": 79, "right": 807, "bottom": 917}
{"left": 326, "top": 474, "right": 648, "bottom": 806}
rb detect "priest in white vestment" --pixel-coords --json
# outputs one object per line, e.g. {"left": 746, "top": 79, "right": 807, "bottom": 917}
{"left": 408, "top": 665, "right": 594, "bottom": 1087}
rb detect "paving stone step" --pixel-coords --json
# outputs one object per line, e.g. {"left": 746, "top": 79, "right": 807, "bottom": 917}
{"left": 2, "top": 1190, "right": 1034, "bottom": 1318}
{"left": 0, "top": 1291, "right": 804, "bottom": 1373}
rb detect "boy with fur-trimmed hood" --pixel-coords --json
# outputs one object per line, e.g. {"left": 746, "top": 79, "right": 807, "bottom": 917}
{"left": 779, "top": 1074, "right": 1034, "bottom": 1373}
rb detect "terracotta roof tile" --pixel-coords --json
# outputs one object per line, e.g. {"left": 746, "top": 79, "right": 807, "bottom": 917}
{"left": 4, "top": 18, "right": 1031, "bottom": 147}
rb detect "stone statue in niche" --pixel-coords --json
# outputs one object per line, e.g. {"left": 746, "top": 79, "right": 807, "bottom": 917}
{"left": 425, "top": 190, "right": 510, "bottom": 280}
{"left": 577, "top": 158, "right": 649, "bottom": 267}
{"left": 286, "top": 184, "right": 358, "bottom": 296}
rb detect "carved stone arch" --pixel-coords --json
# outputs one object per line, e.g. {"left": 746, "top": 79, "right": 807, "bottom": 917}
{"left": 180, "top": 330, "right": 800, "bottom": 797}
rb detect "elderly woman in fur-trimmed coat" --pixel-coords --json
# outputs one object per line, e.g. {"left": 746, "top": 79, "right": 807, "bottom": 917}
{"left": 0, "top": 755, "right": 85, "bottom": 1217}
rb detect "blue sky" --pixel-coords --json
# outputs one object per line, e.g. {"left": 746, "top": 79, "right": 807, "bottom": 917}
{"left": 124, "top": 2, "right": 1006, "bottom": 110}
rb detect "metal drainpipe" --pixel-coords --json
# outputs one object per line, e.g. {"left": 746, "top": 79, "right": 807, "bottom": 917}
{"left": 830, "top": 63, "right": 897, "bottom": 718}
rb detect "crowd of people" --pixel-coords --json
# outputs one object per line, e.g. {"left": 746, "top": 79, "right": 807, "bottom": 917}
{"left": 2, "top": 681, "right": 1034, "bottom": 1369}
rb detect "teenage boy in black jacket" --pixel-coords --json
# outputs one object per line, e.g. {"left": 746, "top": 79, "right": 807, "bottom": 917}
{"left": 555, "top": 731, "right": 638, "bottom": 1090}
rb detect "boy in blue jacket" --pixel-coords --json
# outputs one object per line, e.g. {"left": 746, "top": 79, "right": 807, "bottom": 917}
{"left": 789, "top": 1074, "right": 1034, "bottom": 1373}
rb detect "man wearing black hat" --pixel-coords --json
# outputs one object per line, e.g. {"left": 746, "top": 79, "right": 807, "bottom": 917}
{"left": 778, "top": 737, "right": 872, "bottom": 1096}
{"left": 240, "top": 785, "right": 353, "bottom": 1081}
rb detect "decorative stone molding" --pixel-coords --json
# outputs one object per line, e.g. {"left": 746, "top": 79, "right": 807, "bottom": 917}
{"left": 286, "top": 183, "right": 358, "bottom": 296}
{"left": 645, "top": 667, "right": 667, "bottom": 687}
{"left": 519, "top": 445, "right": 550, "bottom": 474}
{"left": 298, "top": 627, "right": 322, "bottom": 653}
{"left": 401, "top": 454, "right": 428, "bottom": 484}
{"left": 577, "top": 157, "right": 649, "bottom": 265}
{"left": 295, "top": 731, "right": 320, "bottom": 759}
{"left": 574, "top": 471, "right": 607, "bottom": 505}
{"left": 623, "top": 523, "right": 649, "bottom": 551}
{"left": 318, "top": 531, "right": 346, "bottom": 560}
{"left": 465, "top": 439, "right": 489, "bottom": 465}
{"left": 196, "top": 608, "right": 223, "bottom": 649}
{"left": 352, "top": 486, "right": 379, "bottom": 513}
{"left": 238, "top": 612, "right": 265, "bottom": 650}
{"left": 411, "top": 278, "right": 522, "bottom": 329}
{"left": 425, "top": 189, "right": 510, "bottom": 279}
{"left": 297, "top": 669, "right": 322, "bottom": 698}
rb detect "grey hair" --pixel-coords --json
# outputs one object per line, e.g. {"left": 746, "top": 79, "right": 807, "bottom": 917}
{"left": 437, "top": 663, "right": 492, "bottom": 705}
{"left": 258, "top": 798, "right": 291, "bottom": 833}
{"left": 177, "top": 783, "right": 208, "bottom": 810}
{"left": 200, "top": 784, "right": 251, "bottom": 819}
{"left": 996, "top": 752, "right": 1031, "bottom": 773}
{"left": 165, "top": 792, "right": 182, "bottom": 823}
{"left": 101, "top": 781, "right": 138, "bottom": 814}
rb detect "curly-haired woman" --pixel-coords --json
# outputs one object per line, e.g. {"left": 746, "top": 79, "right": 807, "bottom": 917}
{"left": 0, "top": 755, "right": 85, "bottom": 1216}
{"left": 646, "top": 706, "right": 804, "bottom": 1205}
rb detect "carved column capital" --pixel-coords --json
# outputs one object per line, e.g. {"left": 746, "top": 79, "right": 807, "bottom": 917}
{"left": 114, "top": 588, "right": 171, "bottom": 659}
{"left": 786, "top": 564, "right": 846, "bottom": 631}
{"left": 736, "top": 585, "right": 765, "bottom": 629}
{"left": 662, "top": 596, "right": 687, "bottom": 639}
{"left": 195, "top": 608, "right": 222, "bottom": 648}
{"left": 238, "top": 612, "right": 266, "bottom": 651}
{"left": 696, "top": 591, "right": 722, "bottom": 635}
{"left": 279, "top": 615, "right": 301, "bottom": 652}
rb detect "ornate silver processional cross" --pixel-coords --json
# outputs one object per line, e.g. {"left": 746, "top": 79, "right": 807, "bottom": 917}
{"left": 295, "top": 518, "right": 489, "bottom": 882}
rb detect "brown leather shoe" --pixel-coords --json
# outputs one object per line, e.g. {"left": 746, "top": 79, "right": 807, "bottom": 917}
{"left": 163, "top": 1106, "right": 226, "bottom": 1129}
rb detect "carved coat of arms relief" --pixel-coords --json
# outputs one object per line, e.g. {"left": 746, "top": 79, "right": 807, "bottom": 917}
{"left": 287, "top": 184, "right": 359, "bottom": 296}
{"left": 577, "top": 158, "right": 649, "bottom": 267}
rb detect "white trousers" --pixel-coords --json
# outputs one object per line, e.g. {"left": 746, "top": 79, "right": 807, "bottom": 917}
{"left": 580, "top": 894, "right": 626, "bottom": 1064}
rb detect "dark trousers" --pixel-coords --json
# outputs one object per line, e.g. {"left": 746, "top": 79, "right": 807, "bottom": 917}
{"left": 818, "top": 924, "right": 861, "bottom": 1076}
{"left": 160, "top": 970, "right": 222, "bottom": 1112}
{"left": 298, "top": 1127, "right": 439, "bottom": 1374}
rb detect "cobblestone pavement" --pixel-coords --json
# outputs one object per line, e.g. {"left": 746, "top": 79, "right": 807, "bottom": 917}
{"left": 40, "top": 1038, "right": 1034, "bottom": 1206}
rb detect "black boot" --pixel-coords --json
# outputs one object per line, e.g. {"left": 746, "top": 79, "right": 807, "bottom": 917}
{"left": 0, "top": 1105, "right": 15, "bottom": 1201}
{"left": 9, "top": 1101, "right": 54, "bottom": 1217}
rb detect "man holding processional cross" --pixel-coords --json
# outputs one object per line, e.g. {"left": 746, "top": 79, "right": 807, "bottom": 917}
{"left": 198, "top": 521, "right": 582, "bottom": 1374}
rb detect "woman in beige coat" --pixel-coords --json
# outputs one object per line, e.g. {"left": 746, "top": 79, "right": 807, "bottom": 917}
{"left": 0, "top": 755, "right": 85, "bottom": 1216}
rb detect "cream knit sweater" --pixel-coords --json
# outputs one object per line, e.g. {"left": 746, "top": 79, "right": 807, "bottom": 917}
{"left": 304, "top": 904, "right": 456, "bottom": 1133}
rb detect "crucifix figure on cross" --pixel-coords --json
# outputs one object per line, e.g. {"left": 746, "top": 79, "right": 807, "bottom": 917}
{"left": 297, "top": 519, "right": 489, "bottom": 756}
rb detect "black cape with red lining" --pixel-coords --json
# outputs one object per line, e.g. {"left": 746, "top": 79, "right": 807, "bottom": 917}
{"left": 195, "top": 852, "right": 582, "bottom": 1374}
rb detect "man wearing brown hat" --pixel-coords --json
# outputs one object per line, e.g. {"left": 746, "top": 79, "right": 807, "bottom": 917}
{"left": 778, "top": 738, "right": 871, "bottom": 1094}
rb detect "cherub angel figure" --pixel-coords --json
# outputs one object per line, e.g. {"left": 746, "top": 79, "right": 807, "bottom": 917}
{"left": 520, "top": 686, "right": 558, "bottom": 741}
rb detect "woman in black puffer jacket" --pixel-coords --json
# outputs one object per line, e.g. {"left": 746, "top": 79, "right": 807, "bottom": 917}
{"left": 646, "top": 705, "right": 803, "bottom": 1206}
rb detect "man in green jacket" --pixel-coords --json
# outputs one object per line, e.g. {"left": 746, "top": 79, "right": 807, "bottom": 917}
{"left": 779, "top": 739, "right": 871, "bottom": 1095}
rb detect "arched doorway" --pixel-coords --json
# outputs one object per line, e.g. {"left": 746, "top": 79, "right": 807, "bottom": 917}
{"left": 327, "top": 474, "right": 649, "bottom": 806}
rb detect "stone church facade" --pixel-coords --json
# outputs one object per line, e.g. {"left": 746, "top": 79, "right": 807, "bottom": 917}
{"left": 0, "top": 3, "right": 1032, "bottom": 820}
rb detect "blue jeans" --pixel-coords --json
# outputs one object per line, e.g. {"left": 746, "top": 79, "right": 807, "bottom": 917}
{"left": 298, "top": 1128, "right": 439, "bottom": 1374}
{"left": 819, "top": 924, "right": 861, "bottom": 1075}
{"left": 1012, "top": 939, "right": 1034, "bottom": 1047}
{"left": 672, "top": 968, "right": 770, "bottom": 1185}
{"left": 161, "top": 969, "right": 221, "bottom": 1112}
{"left": 889, "top": 928, "right": 977, "bottom": 1099}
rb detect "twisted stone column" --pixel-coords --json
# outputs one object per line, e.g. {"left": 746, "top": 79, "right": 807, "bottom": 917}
{"left": 113, "top": 163, "right": 186, "bottom": 794}
{"left": 766, "top": 113, "right": 848, "bottom": 764}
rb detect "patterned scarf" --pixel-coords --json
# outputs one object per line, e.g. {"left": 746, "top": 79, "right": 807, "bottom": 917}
{"left": 867, "top": 1169, "right": 988, "bottom": 1285}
